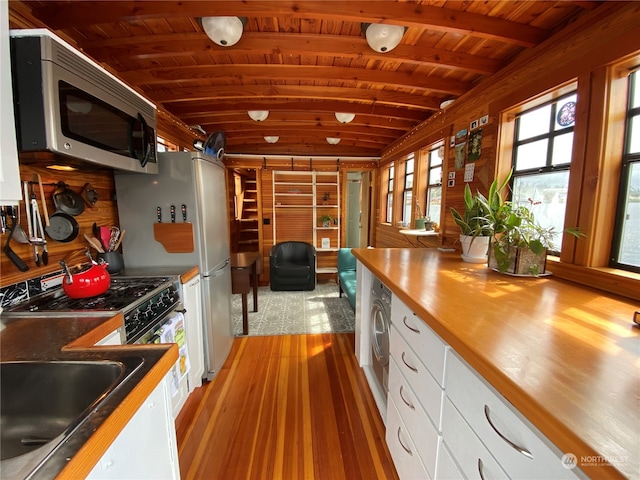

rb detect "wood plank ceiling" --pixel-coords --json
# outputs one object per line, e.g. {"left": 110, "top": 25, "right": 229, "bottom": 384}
{"left": 8, "top": 1, "right": 600, "bottom": 157}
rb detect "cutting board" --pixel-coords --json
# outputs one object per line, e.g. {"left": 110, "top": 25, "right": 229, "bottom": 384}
{"left": 153, "top": 223, "right": 195, "bottom": 253}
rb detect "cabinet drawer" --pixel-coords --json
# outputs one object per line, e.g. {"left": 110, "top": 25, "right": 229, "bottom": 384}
{"left": 391, "top": 296, "right": 448, "bottom": 387}
{"left": 446, "top": 351, "right": 582, "bottom": 480}
{"left": 442, "top": 397, "right": 509, "bottom": 480}
{"left": 436, "top": 441, "right": 463, "bottom": 480}
{"left": 389, "top": 357, "right": 441, "bottom": 478}
{"left": 386, "top": 396, "right": 432, "bottom": 480}
{"left": 390, "top": 325, "right": 444, "bottom": 431}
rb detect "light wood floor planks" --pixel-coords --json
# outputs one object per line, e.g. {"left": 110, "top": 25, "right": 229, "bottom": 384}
{"left": 176, "top": 333, "right": 398, "bottom": 480}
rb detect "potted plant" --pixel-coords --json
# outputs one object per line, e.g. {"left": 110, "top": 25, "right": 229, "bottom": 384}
{"left": 477, "top": 170, "right": 583, "bottom": 276}
{"left": 319, "top": 214, "right": 332, "bottom": 227}
{"left": 449, "top": 183, "right": 492, "bottom": 263}
{"left": 414, "top": 202, "right": 433, "bottom": 231}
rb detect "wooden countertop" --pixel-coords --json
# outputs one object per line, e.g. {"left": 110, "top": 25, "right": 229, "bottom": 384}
{"left": 0, "top": 313, "right": 178, "bottom": 479}
{"left": 352, "top": 248, "right": 639, "bottom": 480}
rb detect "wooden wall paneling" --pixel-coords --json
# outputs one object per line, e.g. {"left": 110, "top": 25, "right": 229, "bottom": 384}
{"left": 260, "top": 169, "right": 274, "bottom": 285}
{"left": 565, "top": 67, "right": 628, "bottom": 267}
{"left": 2, "top": 159, "right": 118, "bottom": 288}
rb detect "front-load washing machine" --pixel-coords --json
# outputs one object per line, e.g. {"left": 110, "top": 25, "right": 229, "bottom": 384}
{"left": 370, "top": 277, "right": 392, "bottom": 403}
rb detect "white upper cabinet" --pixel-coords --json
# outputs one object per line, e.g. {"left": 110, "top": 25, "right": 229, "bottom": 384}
{"left": 0, "top": 0, "right": 22, "bottom": 205}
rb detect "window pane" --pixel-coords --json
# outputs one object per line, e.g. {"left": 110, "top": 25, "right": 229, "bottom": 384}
{"left": 406, "top": 158, "right": 414, "bottom": 174}
{"left": 430, "top": 150, "right": 442, "bottom": 167}
{"left": 629, "top": 116, "right": 640, "bottom": 154}
{"left": 403, "top": 191, "right": 412, "bottom": 224}
{"left": 554, "top": 94, "right": 577, "bottom": 130}
{"left": 632, "top": 72, "right": 640, "bottom": 108}
{"left": 512, "top": 171, "right": 570, "bottom": 252}
{"left": 551, "top": 132, "right": 574, "bottom": 166}
{"left": 618, "top": 161, "right": 640, "bottom": 267}
{"left": 515, "top": 139, "right": 549, "bottom": 171}
{"left": 517, "top": 104, "right": 551, "bottom": 140}
{"left": 405, "top": 173, "right": 413, "bottom": 189}
{"left": 386, "top": 195, "right": 393, "bottom": 223}
{"left": 430, "top": 166, "right": 442, "bottom": 186}
{"left": 427, "top": 186, "right": 441, "bottom": 224}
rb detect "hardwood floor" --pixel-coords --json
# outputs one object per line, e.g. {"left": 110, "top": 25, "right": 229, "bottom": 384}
{"left": 175, "top": 333, "right": 398, "bottom": 480}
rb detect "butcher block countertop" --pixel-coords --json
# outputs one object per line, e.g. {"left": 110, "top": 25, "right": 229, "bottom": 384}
{"left": 0, "top": 312, "right": 178, "bottom": 480}
{"left": 352, "top": 248, "right": 639, "bottom": 480}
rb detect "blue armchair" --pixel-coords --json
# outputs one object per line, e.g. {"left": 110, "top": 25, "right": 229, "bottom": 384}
{"left": 338, "top": 248, "right": 357, "bottom": 310}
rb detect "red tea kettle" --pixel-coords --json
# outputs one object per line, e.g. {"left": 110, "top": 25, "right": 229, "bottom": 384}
{"left": 60, "top": 249, "right": 111, "bottom": 299}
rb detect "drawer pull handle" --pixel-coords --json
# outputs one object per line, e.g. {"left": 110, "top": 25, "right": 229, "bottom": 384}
{"left": 484, "top": 405, "right": 533, "bottom": 460}
{"left": 401, "top": 351, "right": 418, "bottom": 373}
{"left": 397, "top": 427, "right": 413, "bottom": 456}
{"left": 399, "top": 385, "right": 415, "bottom": 410}
{"left": 477, "top": 459, "right": 486, "bottom": 480}
{"left": 403, "top": 315, "right": 420, "bottom": 334}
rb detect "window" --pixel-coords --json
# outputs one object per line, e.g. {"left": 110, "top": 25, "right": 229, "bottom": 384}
{"left": 402, "top": 156, "right": 414, "bottom": 225}
{"left": 611, "top": 70, "right": 640, "bottom": 272}
{"left": 511, "top": 92, "right": 577, "bottom": 253}
{"left": 425, "top": 145, "right": 443, "bottom": 225}
{"left": 386, "top": 165, "right": 394, "bottom": 223}
{"left": 157, "top": 136, "right": 178, "bottom": 152}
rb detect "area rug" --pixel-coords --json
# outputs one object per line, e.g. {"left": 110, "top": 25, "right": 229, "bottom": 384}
{"left": 231, "top": 281, "right": 355, "bottom": 336}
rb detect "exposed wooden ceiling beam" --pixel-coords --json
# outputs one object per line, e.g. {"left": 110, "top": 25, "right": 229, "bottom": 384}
{"left": 82, "top": 32, "right": 504, "bottom": 76}
{"left": 150, "top": 84, "right": 442, "bottom": 110}
{"left": 29, "top": 0, "right": 547, "bottom": 47}
{"left": 118, "top": 64, "right": 471, "bottom": 96}
{"left": 168, "top": 100, "right": 427, "bottom": 123}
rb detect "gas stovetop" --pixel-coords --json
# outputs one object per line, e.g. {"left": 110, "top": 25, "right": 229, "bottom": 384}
{"left": 3, "top": 276, "right": 182, "bottom": 344}
{"left": 4, "top": 276, "right": 175, "bottom": 315}
{"left": 7, "top": 277, "right": 168, "bottom": 313}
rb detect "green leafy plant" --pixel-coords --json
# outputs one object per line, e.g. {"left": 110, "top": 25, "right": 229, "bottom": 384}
{"left": 319, "top": 214, "right": 333, "bottom": 225}
{"left": 477, "top": 169, "right": 584, "bottom": 275}
{"left": 449, "top": 183, "right": 492, "bottom": 238}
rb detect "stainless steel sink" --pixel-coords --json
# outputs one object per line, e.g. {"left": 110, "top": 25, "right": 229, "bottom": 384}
{"left": 0, "top": 358, "right": 143, "bottom": 478}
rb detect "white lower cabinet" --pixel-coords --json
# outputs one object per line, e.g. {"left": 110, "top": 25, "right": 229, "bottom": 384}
{"left": 442, "top": 397, "right": 509, "bottom": 479}
{"left": 445, "top": 351, "right": 583, "bottom": 479}
{"left": 87, "top": 377, "right": 180, "bottom": 479}
{"left": 386, "top": 396, "right": 431, "bottom": 480}
{"left": 388, "top": 356, "right": 440, "bottom": 478}
{"left": 436, "top": 441, "right": 463, "bottom": 480}
{"left": 386, "top": 297, "right": 447, "bottom": 480}
{"left": 182, "top": 274, "right": 204, "bottom": 392}
{"left": 94, "top": 328, "right": 123, "bottom": 346}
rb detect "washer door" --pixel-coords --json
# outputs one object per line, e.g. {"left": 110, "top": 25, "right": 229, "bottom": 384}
{"left": 370, "top": 300, "right": 390, "bottom": 366}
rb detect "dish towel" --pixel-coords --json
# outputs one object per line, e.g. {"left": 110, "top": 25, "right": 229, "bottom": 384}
{"left": 158, "top": 311, "right": 190, "bottom": 397}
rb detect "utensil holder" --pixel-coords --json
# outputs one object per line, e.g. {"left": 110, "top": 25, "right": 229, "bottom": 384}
{"left": 97, "top": 251, "right": 124, "bottom": 274}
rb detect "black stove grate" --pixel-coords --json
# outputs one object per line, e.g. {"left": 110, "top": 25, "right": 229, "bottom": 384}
{"left": 6, "top": 278, "right": 172, "bottom": 313}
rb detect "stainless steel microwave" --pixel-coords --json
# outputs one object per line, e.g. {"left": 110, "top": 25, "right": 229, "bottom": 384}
{"left": 10, "top": 29, "right": 157, "bottom": 174}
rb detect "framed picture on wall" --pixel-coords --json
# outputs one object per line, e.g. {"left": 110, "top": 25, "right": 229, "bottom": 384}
{"left": 468, "top": 129, "right": 482, "bottom": 162}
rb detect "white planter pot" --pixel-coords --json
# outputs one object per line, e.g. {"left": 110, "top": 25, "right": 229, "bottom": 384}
{"left": 460, "top": 235, "right": 489, "bottom": 263}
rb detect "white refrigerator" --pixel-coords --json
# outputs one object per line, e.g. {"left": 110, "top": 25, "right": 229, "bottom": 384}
{"left": 114, "top": 151, "right": 233, "bottom": 380}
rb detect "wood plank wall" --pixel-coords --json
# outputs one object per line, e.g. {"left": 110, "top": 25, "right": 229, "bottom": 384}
{"left": 1, "top": 155, "right": 119, "bottom": 287}
{"left": 373, "top": 1, "right": 640, "bottom": 265}
{"left": 225, "top": 157, "right": 377, "bottom": 285}
{"left": 1, "top": 113, "right": 200, "bottom": 289}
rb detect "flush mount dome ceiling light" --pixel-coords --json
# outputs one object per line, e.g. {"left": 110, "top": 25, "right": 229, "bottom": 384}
{"left": 335, "top": 112, "right": 355, "bottom": 124}
{"left": 440, "top": 99, "right": 456, "bottom": 109}
{"left": 248, "top": 110, "right": 269, "bottom": 122}
{"left": 201, "top": 16, "right": 246, "bottom": 47}
{"left": 362, "top": 23, "right": 406, "bottom": 53}
{"left": 326, "top": 137, "right": 341, "bottom": 145}
{"left": 264, "top": 136, "right": 279, "bottom": 143}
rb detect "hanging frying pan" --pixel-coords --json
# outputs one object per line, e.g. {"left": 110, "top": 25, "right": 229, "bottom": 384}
{"left": 52, "top": 182, "right": 85, "bottom": 216}
{"left": 46, "top": 211, "right": 79, "bottom": 242}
